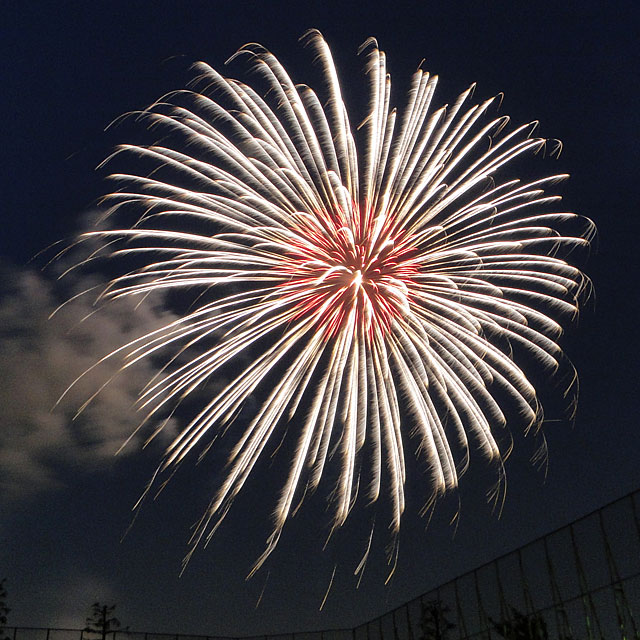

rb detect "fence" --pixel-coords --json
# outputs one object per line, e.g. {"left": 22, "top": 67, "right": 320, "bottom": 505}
{"left": 5, "top": 489, "right": 640, "bottom": 640}
{"left": 354, "top": 489, "right": 640, "bottom": 640}
{"left": 1, "top": 627, "right": 353, "bottom": 640}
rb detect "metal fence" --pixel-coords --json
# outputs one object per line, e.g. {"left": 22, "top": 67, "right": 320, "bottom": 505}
{"left": 1, "top": 627, "right": 354, "bottom": 640}
{"left": 355, "top": 489, "right": 640, "bottom": 640}
{"left": 5, "top": 489, "right": 640, "bottom": 640}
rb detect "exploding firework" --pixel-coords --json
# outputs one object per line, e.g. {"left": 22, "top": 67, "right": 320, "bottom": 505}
{"left": 72, "top": 30, "right": 592, "bottom": 573}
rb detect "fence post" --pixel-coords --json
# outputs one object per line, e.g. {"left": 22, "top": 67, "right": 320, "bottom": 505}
{"left": 391, "top": 609, "right": 399, "bottom": 640}
{"left": 473, "top": 569, "right": 491, "bottom": 640}
{"left": 453, "top": 579, "right": 468, "bottom": 640}
{"left": 569, "top": 522, "right": 603, "bottom": 640}
{"left": 404, "top": 600, "right": 414, "bottom": 640}
{"left": 598, "top": 508, "right": 638, "bottom": 639}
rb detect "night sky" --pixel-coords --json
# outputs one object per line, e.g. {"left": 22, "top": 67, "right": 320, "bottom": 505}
{"left": 1, "top": 2, "right": 638, "bottom": 637}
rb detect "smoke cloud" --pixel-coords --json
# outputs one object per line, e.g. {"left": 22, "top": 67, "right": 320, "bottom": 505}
{"left": 0, "top": 263, "right": 179, "bottom": 501}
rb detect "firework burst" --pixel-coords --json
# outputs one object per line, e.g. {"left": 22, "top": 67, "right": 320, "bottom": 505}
{"left": 72, "top": 30, "right": 592, "bottom": 573}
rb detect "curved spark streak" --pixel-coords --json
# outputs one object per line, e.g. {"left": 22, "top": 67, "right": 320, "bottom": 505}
{"left": 75, "top": 30, "right": 592, "bottom": 573}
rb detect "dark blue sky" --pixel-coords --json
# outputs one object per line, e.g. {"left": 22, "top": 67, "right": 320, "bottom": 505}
{"left": 1, "top": 2, "right": 638, "bottom": 637}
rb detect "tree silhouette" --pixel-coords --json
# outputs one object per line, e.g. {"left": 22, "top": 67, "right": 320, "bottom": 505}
{"left": 84, "top": 603, "right": 121, "bottom": 640}
{"left": 418, "top": 600, "right": 456, "bottom": 640}
{"left": 0, "top": 579, "right": 10, "bottom": 640}
{"left": 491, "top": 606, "right": 548, "bottom": 640}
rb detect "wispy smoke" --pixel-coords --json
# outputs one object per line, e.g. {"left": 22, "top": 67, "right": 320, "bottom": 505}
{"left": 0, "top": 263, "right": 179, "bottom": 500}
{"left": 47, "top": 574, "right": 118, "bottom": 629}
